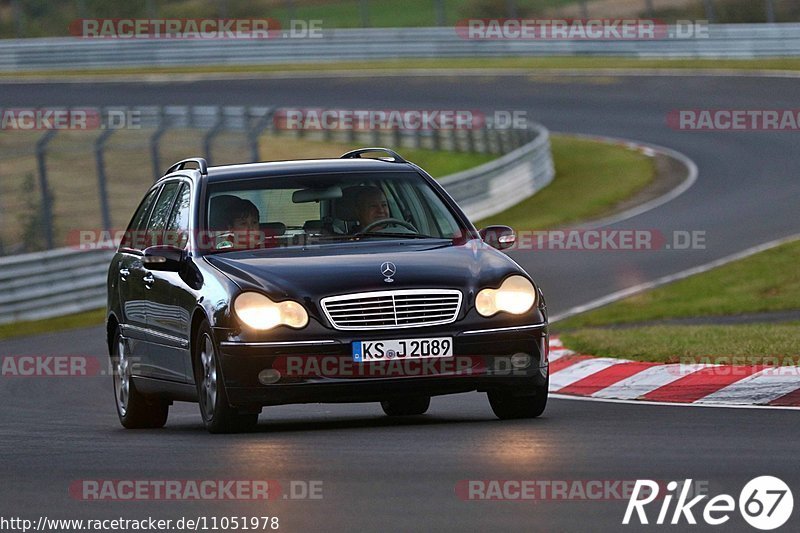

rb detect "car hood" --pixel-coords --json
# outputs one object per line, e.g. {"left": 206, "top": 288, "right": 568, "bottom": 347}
{"left": 204, "top": 239, "right": 528, "bottom": 301}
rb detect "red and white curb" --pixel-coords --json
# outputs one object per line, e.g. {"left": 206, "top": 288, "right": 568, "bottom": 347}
{"left": 548, "top": 338, "right": 800, "bottom": 407}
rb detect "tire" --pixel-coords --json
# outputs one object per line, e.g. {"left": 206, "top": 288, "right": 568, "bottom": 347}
{"left": 380, "top": 396, "right": 431, "bottom": 416}
{"left": 195, "top": 321, "right": 258, "bottom": 434}
{"left": 111, "top": 328, "right": 169, "bottom": 429}
{"left": 488, "top": 377, "right": 548, "bottom": 420}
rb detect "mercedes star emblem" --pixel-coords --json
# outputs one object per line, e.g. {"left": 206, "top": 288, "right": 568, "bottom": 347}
{"left": 380, "top": 261, "right": 396, "bottom": 283}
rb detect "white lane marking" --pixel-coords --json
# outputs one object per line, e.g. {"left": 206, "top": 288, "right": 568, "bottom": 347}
{"left": 550, "top": 358, "right": 624, "bottom": 390}
{"left": 590, "top": 363, "right": 710, "bottom": 400}
{"left": 549, "top": 133, "right": 698, "bottom": 231}
{"left": 550, "top": 393, "right": 800, "bottom": 410}
{"left": 551, "top": 233, "right": 800, "bottom": 323}
{"left": 695, "top": 367, "right": 800, "bottom": 405}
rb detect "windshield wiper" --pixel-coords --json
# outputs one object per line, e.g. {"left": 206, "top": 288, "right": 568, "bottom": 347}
{"left": 356, "top": 232, "right": 439, "bottom": 239}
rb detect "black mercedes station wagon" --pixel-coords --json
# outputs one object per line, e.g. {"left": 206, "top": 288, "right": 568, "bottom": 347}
{"left": 107, "top": 148, "right": 549, "bottom": 432}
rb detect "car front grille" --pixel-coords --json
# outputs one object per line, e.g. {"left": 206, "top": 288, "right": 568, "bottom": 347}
{"left": 320, "top": 289, "right": 462, "bottom": 330}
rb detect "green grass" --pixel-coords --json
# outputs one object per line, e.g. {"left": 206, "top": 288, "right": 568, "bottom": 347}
{"left": 0, "top": 308, "right": 106, "bottom": 341}
{"left": 476, "top": 134, "right": 655, "bottom": 229}
{"left": 401, "top": 148, "right": 496, "bottom": 178}
{"left": 557, "top": 238, "right": 800, "bottom": 363}
{"left": 557, "top": 239, "right": 800, "bottom": 330}
{"left": 6, "top": 57, "right": 800, "bottom": 79}
{"left": 561, "top": 323, "right": 800, "bottom": 365}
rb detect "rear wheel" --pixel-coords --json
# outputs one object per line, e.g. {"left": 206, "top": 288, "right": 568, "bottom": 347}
{"left": 111, "top": 328, "right": 168, "bottom": 429}
{"left": 381, "top": 396, "right": 431, "bottom": 416}
{"left": 195, "top": 322, "right": 258, "bottom": 433}
{"left": 488, "top": 377, "right": 548, "bottom": 420}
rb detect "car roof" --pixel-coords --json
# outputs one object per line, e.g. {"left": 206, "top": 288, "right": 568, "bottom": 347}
{"left": 203, "top": 158, "right": 416, "bottom": 183}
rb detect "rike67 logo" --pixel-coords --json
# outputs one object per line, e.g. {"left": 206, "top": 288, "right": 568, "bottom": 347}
{"left": 624, "top": 477, "right": 793, "bottom": 530}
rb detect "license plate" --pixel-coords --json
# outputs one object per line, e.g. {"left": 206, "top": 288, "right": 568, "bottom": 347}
{"left": 352, "top": 337, "right": 453, "bottom": 362}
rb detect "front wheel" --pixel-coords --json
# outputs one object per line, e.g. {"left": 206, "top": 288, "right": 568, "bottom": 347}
{"left": 195, "top": 322, "right": 258, "bottom": 433}
{"left": 111, "top": 328, "right": 169, "bottom": 429}
{"left": 488, "top": 377, "right": 548, "bottom": 420}
{"left": 381, "top": 396, "right": 431, "bottom": 416}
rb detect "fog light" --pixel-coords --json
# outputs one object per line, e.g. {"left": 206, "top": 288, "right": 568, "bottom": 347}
{"left": 258, "top": 369, "right": 281, "bottom": 385}
{"left": 510, "top": 352, "right": 531, "bottom": 369}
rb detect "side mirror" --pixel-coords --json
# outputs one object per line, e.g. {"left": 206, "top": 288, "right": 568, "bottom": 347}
{"left": 142, "top": 245, "right": 185, "bottom": 272}
{"left": 479, "top": 225, "right": 516, "bottom": 250}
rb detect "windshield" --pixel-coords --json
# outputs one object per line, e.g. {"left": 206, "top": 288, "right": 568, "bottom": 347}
{"left": 203, "top": 172, "right": 470, "bottom": 252}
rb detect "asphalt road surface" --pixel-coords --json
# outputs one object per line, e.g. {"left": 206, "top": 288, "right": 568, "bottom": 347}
{"left": 1, "top": 73, "right": 799, "bottom": 532}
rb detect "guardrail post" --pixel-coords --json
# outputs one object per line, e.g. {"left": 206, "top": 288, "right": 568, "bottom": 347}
{"left": 94, "top": 115, "right": 115, "bottom": 233}
{"left": 466, "top": 128, "right": 477, "bottom": 154}
{"left": 434, "top": 0, "right": 446, "bottom": 26}
{"left": 35, "top": 129, "right": 57, "bottom": 250}
{"left": 151, "top": 107, "right": 170, "bottom": 180}
{"left": 359, "top": 0, "right": 370, "bottom": 27}
{"left": 392, "top": 127, "right": 402, "bottom": 150}
{"left": 766, "top": 0, "right": 776, "bottom": 23}
{"left": 203, "top": 107, "right": 225, "bottom": 166}
{"left": 431, "top": 128, "right": 442, "bottom": 151}
{"left": 248, "top": 107, "right": 274, "bottom": 162}
{"left": 702, "top": 0, "right": 716, "bottom": 22}
{"left": 450, "top": 128, "right": 461, "bottom": 152}
{"left": 506, "top": 0, "right": 517, "bottom": 18}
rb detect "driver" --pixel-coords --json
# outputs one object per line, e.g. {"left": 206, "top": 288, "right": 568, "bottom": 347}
{"left": 356, "top": 186, "right": 390, "bottom": 230}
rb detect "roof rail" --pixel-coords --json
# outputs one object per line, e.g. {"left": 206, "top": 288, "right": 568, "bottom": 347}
{"left": 164, "top": 158, "right": 208, "bottom": 177}
{"left": 339, "top": 147, "right": 407, "bottom": 163}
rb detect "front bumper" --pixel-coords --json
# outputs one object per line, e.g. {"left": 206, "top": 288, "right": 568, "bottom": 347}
{"left": 217, "top": 323, "right": 548, "bottom": 407}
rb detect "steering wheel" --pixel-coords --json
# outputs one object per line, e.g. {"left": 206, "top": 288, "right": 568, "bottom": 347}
{"left": 357, "top": 217, "right": 418, "bottom": 234}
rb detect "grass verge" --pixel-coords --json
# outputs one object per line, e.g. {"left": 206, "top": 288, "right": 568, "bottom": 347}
{"left": 557, "top": 238, "right": 800, "bottom": 363}
{"left": 560, "top": 323, "right": 800, "bottom": 365}
{"left": 476, "top": 134, "right": 655, "bottom": 229}
{"left": 5, "top": 57, "right": 800, "bottom": 79}
{"left": 557, "top": 239, "right": 800, "bottom": 329}
{"left": 0, "top": 308, "right": 106, "bottom": 341}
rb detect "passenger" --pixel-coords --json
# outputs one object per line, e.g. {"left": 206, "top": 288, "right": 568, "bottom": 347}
{"left": 210, "top": 196, "right": 261, "bottom": 249}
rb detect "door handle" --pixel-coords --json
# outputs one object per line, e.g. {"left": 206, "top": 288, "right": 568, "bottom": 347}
{"left": 119, "top": 268, "right": 130, "bottom": 281}
{"left": 143, "top": 273, "right": 155, "bottom": 289}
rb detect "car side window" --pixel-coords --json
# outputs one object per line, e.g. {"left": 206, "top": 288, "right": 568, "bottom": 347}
{"left": 164, "top": 183, "right": 192, "bottom": 249}
{"left": 146, "top": 181, "right": 182, "bottom": 247}
{"left": 120, "top": 186, "right": 160, "bottom": 250}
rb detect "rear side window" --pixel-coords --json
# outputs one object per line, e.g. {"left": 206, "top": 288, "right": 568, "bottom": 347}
{"left": 146, "top": 181, "right": 182, "bottom": 246}
{"left": 120, "top": 187, "right": 159, "bottom": 250}
{"left": 164, "top": 183, "right": 192, "bottom": 249}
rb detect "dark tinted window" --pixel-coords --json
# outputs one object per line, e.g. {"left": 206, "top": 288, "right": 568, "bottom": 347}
{"left": 120, "top": 187, "right": 159, "bottom": 250}
{"left": 164, "top": 183, "right": 192, "bottom": 249}
{"left": 146, "top": 181, "right": 181, "bottom": 246}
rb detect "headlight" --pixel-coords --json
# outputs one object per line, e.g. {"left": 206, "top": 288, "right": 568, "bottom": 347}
{"left": 233, "top": 292, "right": 308, "bottom": 330}
{"left": 475, "top": 276, "right": 537, "bottom": 317}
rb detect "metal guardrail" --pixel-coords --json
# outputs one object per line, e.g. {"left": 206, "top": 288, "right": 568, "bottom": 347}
{"left": 0, "top": 123, "right": 554, "bottom": 325}
{"left": 0, "top": 24, "right": 799, "bottom": 72}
